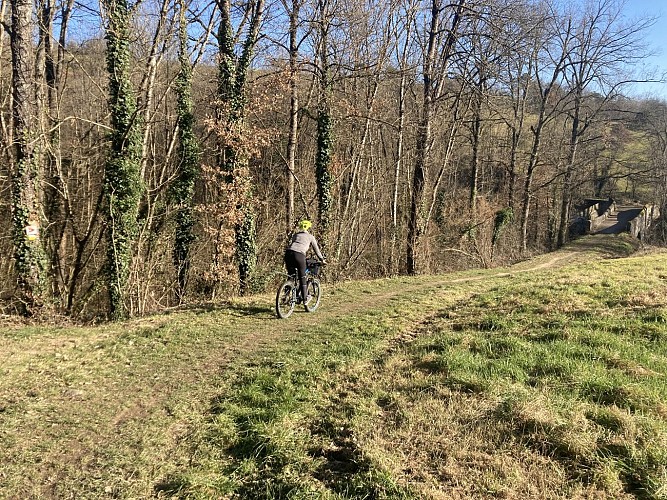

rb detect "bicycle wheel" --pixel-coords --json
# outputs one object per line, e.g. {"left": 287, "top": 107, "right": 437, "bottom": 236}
{"left": 276, "top": 280, "right": 296, "bottom": 318}
{"left": 303, "top": 277, "right": 321, "bottom": 312}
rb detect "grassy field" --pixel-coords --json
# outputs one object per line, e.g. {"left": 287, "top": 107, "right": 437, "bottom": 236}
{"left": 1, "top": 235, "right": 667, "bottom": 499}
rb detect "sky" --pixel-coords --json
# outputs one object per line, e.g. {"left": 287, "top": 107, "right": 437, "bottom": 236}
{"left": 623, "top": 0, "right": 667, "bottom": 98}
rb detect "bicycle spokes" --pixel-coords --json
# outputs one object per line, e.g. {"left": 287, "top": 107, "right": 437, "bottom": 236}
{"left": 276, "top": 280, "right": 297, "bottom": 318}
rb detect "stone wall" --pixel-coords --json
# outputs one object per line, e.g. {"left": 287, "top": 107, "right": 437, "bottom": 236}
{"left": 576, "top": 198, "right": 615, "bottom": 233}
{"left": 629, "top": 205, "right": 660, "bottom": 240}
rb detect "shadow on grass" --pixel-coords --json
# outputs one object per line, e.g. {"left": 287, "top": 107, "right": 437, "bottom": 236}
{"left": 308, "top": 417, "right": 414, "bottom": 499}
{"left": 165, "top": 301, "right": 271, "bottom": 318}
{"left": 153, "top": 477, "right": 188, "bottom": 497}
{"left": 565, "top": 234, "right": 641, "bottom": 259}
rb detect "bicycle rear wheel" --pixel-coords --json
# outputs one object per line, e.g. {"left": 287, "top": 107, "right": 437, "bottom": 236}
{"left": 304, "top": 277, "right": 321, "bottom": 312}
{"left": 276, "top": 280, "right": 296, "bottom": 318}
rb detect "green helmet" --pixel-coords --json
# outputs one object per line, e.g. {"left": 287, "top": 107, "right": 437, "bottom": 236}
{"left": 298, "top": 219, "right": 312, "bottom": 231}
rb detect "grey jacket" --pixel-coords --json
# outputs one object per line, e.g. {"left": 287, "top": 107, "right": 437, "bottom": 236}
{"left": 287, "top": 231, "right": 324, "bottom": 259}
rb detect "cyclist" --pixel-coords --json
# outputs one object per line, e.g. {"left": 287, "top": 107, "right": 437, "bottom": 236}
{"left": 284, "top": 219, "right": 326, "bottom": 304}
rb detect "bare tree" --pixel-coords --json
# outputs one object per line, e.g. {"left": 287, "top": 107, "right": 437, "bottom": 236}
{"left": 493, "top": 0, "right": 539, "bottom": 212}
{"left": 333, "top": 0, "right": 399, "bottom": 269}
{"left": 641, "top": 101, "right": 667, "bottom": 242}
{"left": 555, "top": 0, "right": 654, "bottom": 246}
{"left": 519, "top": 4, "right": 570, "bottom": 252}
{"left": 36, "top": 0, "right": 76, "bottom": 307}
{"left": 407, "top": 0, "right": 466, "bottom": 274}
{"left": 388, "top": 0, "right": 419, "bottom": 275}
{"left": 278, "top": 0, "right": 308, "bottom": 237}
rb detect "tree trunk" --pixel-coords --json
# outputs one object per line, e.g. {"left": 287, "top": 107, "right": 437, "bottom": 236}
{"left": 315, "top": 0, "right": 334, "bottom": 250}
{"left": 406, "top": 116, "right": 429, "bottom": 274}
{"left": 557, "top": 94, "right": 581, "bottom": 247}
{"left": 390, "top": 70, "right": 406, "bottom": 275}
{"left": 172, "top": 0, "right": 200, "bottom": 303}
{"left": 37, "top": 0, "right": 73, "bottom": 308}
{"left": 10, "top": 0, "right": 47, "bottom": 314}
{"left": 407, "top": 0, "right": 465, "bottom": 275}
{"left": 520, "top": 114, "right": 546, "bottom": 253}
{"left": 284, "top": 0, "right": 301, "bottom": 237}
{"left": 102, "top": 0, "right": 144, "bottom": 320}
{"left": 217, "top": 0, "right": 264, "bottom": 295}
{"left": 469, "top": 83, "right": 483, "bottom": 213}
{"left": 315, "top": 98, "right": 334, "bottom": 248}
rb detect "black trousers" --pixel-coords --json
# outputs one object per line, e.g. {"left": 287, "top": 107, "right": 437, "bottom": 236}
{"left": 284, "top": 249, "right": 308, "bottom": 300}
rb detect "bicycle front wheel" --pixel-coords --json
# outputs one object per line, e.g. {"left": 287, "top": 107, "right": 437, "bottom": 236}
{"left": 276, "top": 280, "right": 296, "bottom": 318}
{"left": 304, "top": 277, "right": 321, "bottom": 312}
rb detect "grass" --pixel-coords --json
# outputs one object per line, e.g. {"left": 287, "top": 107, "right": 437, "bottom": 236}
{"left": 355, "top": 253, "right": 667, "bottom": 499}
{"left": 1, "top": 235, "right": 667, "bottom": 498}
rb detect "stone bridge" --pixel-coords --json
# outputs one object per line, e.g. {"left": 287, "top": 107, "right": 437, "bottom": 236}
{"left": 574, "top": 199, "right": 660, "bottom": 239}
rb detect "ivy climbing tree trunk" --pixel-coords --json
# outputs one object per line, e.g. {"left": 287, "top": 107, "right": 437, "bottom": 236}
{"left": 171, "top": 0, "right": 200, "bottom": 303}
{"left": 102, "top": 0, "right": 143, "bottom": 320}
{"left": 314, "top": 0, "right": 334, "bottom": 251}
{"left": 10, "top": 0, "right": 47, "bottom": 314}
{"left": 315, "top": 98, "right": 333, "bottom": 249}
{"left": 216, "top": 0, "right": 264, "bottom": 296}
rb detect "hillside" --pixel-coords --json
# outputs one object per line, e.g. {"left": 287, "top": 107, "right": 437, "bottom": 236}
{"left": 1, "top": 234, "right": 666, "bottom": 499}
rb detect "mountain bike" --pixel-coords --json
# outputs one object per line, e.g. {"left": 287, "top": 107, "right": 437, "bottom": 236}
{"left": 275, "top": 258, "right": 323, "bottom": 319}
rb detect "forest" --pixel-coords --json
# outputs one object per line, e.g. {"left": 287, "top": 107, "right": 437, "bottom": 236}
{"left": 2, "top": 0, "right": 666, "bottom": 320}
